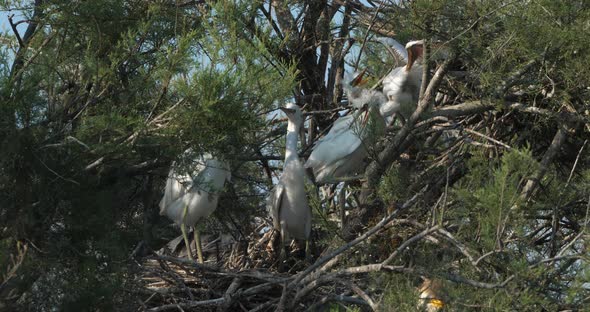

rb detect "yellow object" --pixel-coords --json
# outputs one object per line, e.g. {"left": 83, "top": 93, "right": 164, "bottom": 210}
{"left": 429, "top": 298, "right": 445, "bottom": 308}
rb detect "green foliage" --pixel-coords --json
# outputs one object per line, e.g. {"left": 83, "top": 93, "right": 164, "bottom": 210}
{"left": 378, "top": 164, "right": 412, "bottom": 205}
{"left": 452, "top": 148, "right": 538, "bottom": 250}
{"left": 1, "top": 0, "right": 589, "bottom": 310}
{"left": 380, "top": 273, "right": 422, "bottom": 311}
{"left": 59, "top": 264, "right": 123, "bottom": 312}
{"left": 0, "top": 0, "right": 298, "bottom": 308}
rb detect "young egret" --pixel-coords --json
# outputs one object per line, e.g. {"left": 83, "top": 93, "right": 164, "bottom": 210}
{"left": 267, "top": 103, "right": 311, "bottom": 259}
{"left": 159, "top": 151, "right": 231, "bottom": 263}
{"left": 379, "top": 39, "right": 424, "bottom": 119}
{"left": 305, "top": 71, "right": 386, "bottom": 183}
{"left": 344, "top": 69, "right": 388, "bottom": 110}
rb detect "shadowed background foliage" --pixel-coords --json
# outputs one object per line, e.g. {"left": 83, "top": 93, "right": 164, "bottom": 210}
{"left": 1, "top": 0, "right": 588, "bottom": 310}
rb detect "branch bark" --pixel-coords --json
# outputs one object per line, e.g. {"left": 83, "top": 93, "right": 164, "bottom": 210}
{"left": 518, "top": 123, "right": 570, "bottom": 204}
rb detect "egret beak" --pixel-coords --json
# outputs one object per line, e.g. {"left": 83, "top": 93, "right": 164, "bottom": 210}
{"left": 279, "top": 107, "right": 295, "bottom": 117}
{"left": 405, "top": 40, "right": 424, "bottom": 71}
{"left": 351, "top": 68, "right": 368, "bottom": 87}
{"left": 360, "top": 103, "right": 371, "bottom": 127}
{"left": 280, "top": 107, "right": 296, "bottom": 115}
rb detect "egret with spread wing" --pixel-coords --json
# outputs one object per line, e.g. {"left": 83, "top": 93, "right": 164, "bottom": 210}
{"left": 159, "top": 151, "right": 231, "bottom": 263}
{"left": 378, "top": 39, "right": 424, "bottom": 119}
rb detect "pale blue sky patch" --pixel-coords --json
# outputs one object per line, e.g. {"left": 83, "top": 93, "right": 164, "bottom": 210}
{"left": 1, "top": 5, "right": 27, "bottom": 36}
{"left": 1, "top": 5, "right": 27, "bottom": 67}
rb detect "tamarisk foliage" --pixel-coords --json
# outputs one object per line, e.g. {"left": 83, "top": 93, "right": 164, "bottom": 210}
{"left": 0, "top": 0, "right": 588, "bottom": 310}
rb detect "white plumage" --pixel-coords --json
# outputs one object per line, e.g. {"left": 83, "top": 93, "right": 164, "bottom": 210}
{"left": 305, "top": 112, "right": 375, "bottom": 183}
{"left": 380, "top": 40, "right": 424, "bottom": 118}
{"left": 267, "top": 103, "right": 311, "bottom": 245}
{"left": 343, "top": 70, "right": 388, "bottom": 110}
{"left": 305, "top": 40, "right": 424, "bottom": 184}
{"left": 159, "top": 151, "right": 231, "bottom": 262}
{"left": 373, "top": 37, "right": 409, "bottom": 64}
{"left": 305, "top": 72, "right": 386, "bottom": 184}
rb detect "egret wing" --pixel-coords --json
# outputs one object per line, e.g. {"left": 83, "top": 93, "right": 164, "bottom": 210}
{"left": 188, "top": 153, "right": 210, "bottom": 185}
{"left": 159, "top": 165, "right": 191, "bottom": 214}
{"left": 159, "top": 151, "right": 208, "bottom": 214}
{"left": 314, "top": 115, "right": 352, "bottom": 146}
{"left": 161, "top": 193, "right": 191, "bottom": 226}
{"left": 267, "top": 183, "right": 285, "bottom": 230}
{"left": 374, "top": 37, "right": 408, "bottom": 63}
{"left": 314, "top": 112, "right": 367, "bottom": 146}
{"left": 306, "top": 122, "right": 364, "bottom": 182}
{"left": 383, "top": 67, "right": 408, "bottom": 99}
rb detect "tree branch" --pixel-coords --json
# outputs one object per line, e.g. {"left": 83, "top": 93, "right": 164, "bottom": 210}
{"left": 518, "top": 123, "right": 570, "bottom": 203}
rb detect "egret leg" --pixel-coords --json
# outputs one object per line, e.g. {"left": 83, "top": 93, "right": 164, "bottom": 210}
{"left": 181, "top": 204, "right": 193, "bottom": 260}
{"left": 339, "top": 182, "right": 347, "bottom": 232}
{"left": 194, "top": 226, "right": 204, "bottom": 264}
{"left": 279, "top": 244, "right": 287, "bottom": 262}
{"left": 305, "top": 239, "right": 311, "bottom": 263}
{"left": 277, "top": 232, "right": 288, "bottom": 271}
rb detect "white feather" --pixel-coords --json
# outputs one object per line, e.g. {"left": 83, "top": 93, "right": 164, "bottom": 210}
{"left": 374, "top": 37, "right": 408, "bottom": 63}
{"left": 306, "top": 109, "right": 384, "bottom": 183}
{"left": 159, "top": 153, "right": 230, "bottom": 227}
{"left": 268, "top": 104, "right": 311, "bottom": 241}
{"left": 381, "top": 64, "right": 422, "bottom": 118}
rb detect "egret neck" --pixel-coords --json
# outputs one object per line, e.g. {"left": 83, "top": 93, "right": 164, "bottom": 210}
{"left": 284, "top": 118, "right": 301, "bottom": 164}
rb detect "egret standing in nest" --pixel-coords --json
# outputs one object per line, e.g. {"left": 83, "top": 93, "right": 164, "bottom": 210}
{"left": 159, "top": 151, "right": 231, "bottom": 263}
{"left": 267, "top": 103, "right": 312, "bottom": 260}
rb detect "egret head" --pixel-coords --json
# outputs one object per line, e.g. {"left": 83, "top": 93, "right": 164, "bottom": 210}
{"left": 344, "top": 69, "right": 386, "bottom": 111}
{"left": 405, "top": 40, "right": 424, "bottom": 71}
{"left": 208, "top": 157, "right": 231, "bottom": 183}
{"left": 280, "top": 103, "right": 303, "bottom": 128}
{"left": 343, "top": 70, "right": 364, "bottom": 109}
{"left": 350, "top": 68, "right": 368, "bottom": 88}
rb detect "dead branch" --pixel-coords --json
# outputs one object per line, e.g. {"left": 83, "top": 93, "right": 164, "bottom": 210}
{"left": 293, "top": 187, "right": 426, "bottom": 286}
{"left": 348, "top": 281, "right": 378, "bottom": 311}
{"left": 218, "top": 277, "right": 241, "bottom": 312}
{"left": 518, "top": 123, "right": 570, "bottom": 204}
{"left": 147, "top": 297, "right": 226, "bottom": 312}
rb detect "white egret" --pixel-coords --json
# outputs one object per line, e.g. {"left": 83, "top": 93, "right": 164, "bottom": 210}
{"left": 378, "top": 39, "right": 424, "bottom": 119}
{"left": 267, "top": 103, "right": 311, "bottom": 259}
{"left": 159, "top": 151, "right": 231, "bottom": 263}
{"left": 305, "top": 71, "right": 386, "bottom": 184}
{"left": 344, "top": 69, "right": 389, "bottom": 110}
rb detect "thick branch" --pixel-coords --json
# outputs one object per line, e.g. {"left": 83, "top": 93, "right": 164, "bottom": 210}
{"left": 9, "top": 0, "right": 45, "bottom": 81}
{"left": 271, "top": 0, "right": 299, "bottom": 51}
{"left": 8, "top": 14, "right": 25, "bottom": 47}
{"left": 518, "top": 123, "right": 569, "bottom": 203}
